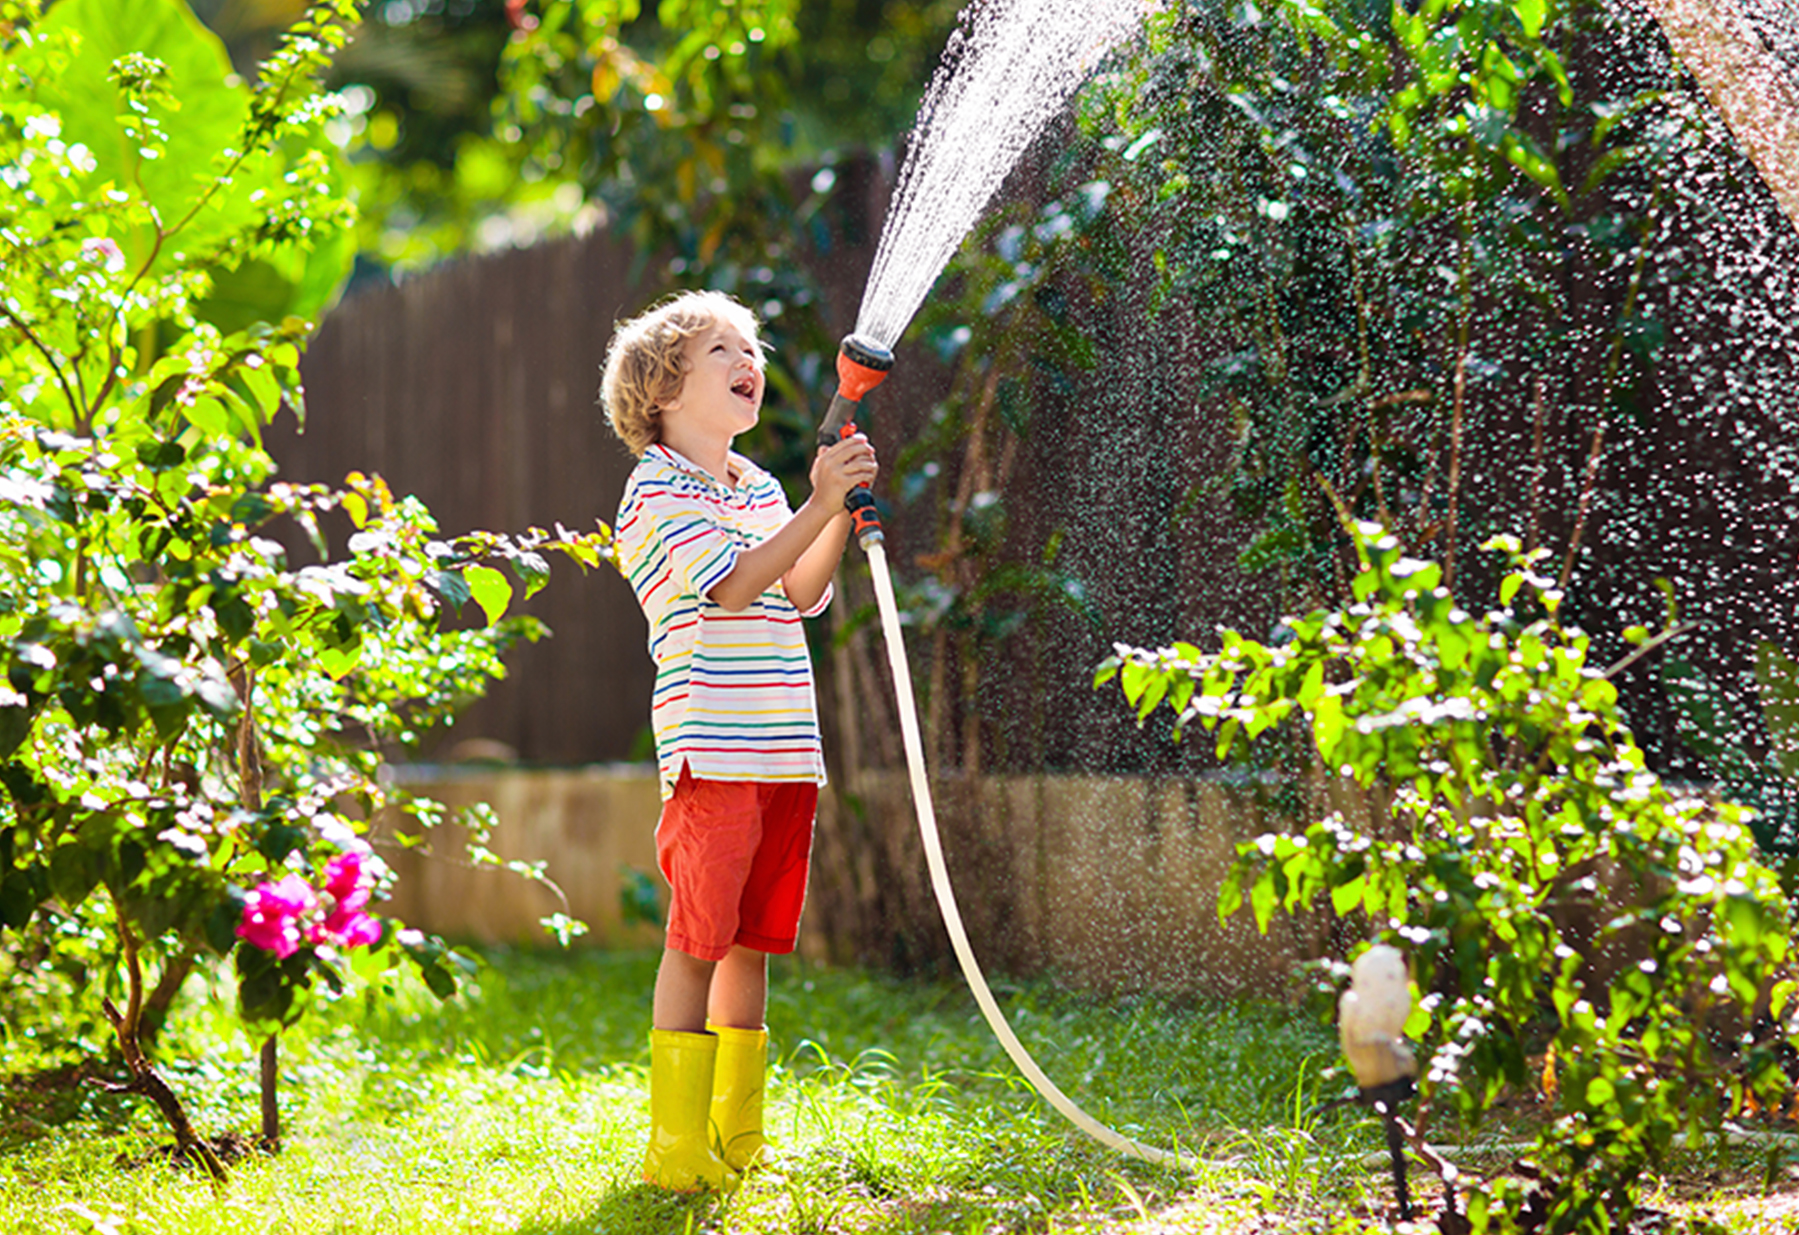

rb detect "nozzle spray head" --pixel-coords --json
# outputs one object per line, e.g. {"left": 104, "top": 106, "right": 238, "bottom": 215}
{"left": 835, "top": 333, "right": 894, "bottom": 403}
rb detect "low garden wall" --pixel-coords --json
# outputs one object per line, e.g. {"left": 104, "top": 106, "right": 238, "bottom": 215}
{"left": 375, "top": 764, "right": 1325, "bottom": 996}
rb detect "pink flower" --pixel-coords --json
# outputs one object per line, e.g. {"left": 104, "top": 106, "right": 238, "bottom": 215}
{"left": 316, "top": 910, "right": 383, "bottom": 949}
{"left": 237, "top": 874, "right": 317, "bottom": 959}
{"left": 237, "top": 851, "right": 384, "bottom": 957}
{"left": 80, "top": 236, "right": 125, "bottom": 274}
{"left": 319, "top": 852, "right": 371, "bottom": 913}
{"left": 307, "top": 850, "right": 383, "bottom": 950}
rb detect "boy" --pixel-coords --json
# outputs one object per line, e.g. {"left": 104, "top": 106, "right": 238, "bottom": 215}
{"left": 601, "top": 291, "right": 878, "bottom": 1190}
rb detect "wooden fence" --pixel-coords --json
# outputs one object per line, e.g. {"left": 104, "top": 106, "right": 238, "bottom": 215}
{"left": 271, "top": 233, "right": 661, "bottom": 764}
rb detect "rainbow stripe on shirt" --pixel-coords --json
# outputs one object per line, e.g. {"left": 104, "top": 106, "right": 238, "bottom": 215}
{"left": 616, "top": 444, "right": 830, "bottom": 799}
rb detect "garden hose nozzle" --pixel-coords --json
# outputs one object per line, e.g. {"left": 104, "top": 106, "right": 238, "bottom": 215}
{"left": 817, "top": 333, "right": 893, "bottom": 550}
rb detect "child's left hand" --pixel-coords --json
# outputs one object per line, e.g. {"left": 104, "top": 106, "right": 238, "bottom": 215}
{"left": 812, "top": 432, "right": 879, "bottom": 508}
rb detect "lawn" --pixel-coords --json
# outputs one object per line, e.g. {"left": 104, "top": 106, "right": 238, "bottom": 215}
{"left": 1, "top": 949, "right": 1794, "bottom": 1234}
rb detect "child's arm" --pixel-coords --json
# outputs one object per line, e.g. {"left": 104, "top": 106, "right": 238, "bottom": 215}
{"left": 707, "top": 433, "right": 877, "bottom": 612}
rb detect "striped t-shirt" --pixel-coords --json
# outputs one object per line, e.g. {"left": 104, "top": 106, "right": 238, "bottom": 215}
{"left": 615, "top": 443, "right": 831, "bottom": 799}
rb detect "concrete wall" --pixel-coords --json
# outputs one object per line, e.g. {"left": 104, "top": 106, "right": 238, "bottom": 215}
{"left": 375, "top": 764, "right": 668, "bottom": 950}
{"left": 374, "top": 764, "right": 1323, "bottom": 996}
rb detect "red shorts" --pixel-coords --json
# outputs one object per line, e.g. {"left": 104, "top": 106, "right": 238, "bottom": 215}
{"left": 656, "top": 767, "right": 819, "bottom": 962}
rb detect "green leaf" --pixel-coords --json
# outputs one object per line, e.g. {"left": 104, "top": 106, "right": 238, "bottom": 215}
{"left": 34, "top": 0, "right": 250, "bottom": 267}
{"left": 185, "top": 396, "right": 232, "bottom": 439}
{"left": 1513, "top": 0, "right": 1547, "bottom": 40}
{"left": 1094, "top": 656, "right": 1120, "bottom": 688}
{"left": 464, "top": 565, "right": 513, "bottom": 626}
{"left": 433, "top": 569, "right": 472, "bottom": 612}
{"left": 418, "top": 958, "right": 457, "bottom": 999}
{"left": 1297, "top": 660, "right": 1325, "bottom": 707}
{"left": 1119, "top": 657, "right": 1148, "bottom": 705}
{"left": 136, "top": 437, "right": 187, "bottom": 471}
{"left": 1331, "top": 874, "right": 1367, "bottom": 916}
{"left": 205, "top": 889, "right": 246, "bottom": 954}
{"left": 1755, "top": 642, "right": 1799, "bottom": 780}
{"left": 1312, "top": 694, "right": 1344, "bottom": 757}
{"left": 1503, "top": 132, "right": 1570, "bottom": 210}
{"left": 1249, "top": 872, "right": 1276, "bottom": 933}
{"left": 0, "top": 701, "right": 35, "bottom": 760}
{"left": 256, "top": 822, "right": 305, "bottom": 864}
{"left": 49, "top": 842, "right": 103, "bottom": 908}
{"left": 342, "top": 491, "right": 369, "bottom": 530}
{"left": 148, "top": 374, "right": 189, "bottom": 419}
{"left": 231, "top": 493, "right": 276, "bottom": 527}
{"left": 510, "top": 551, "right": 552, "bottom": 601}
{"left": 1217, "top": 868, "right": 1244, "bottom": 921}
{"left": 317, "top": 644, "right": 361, "bottom": 680}
{"left": 135, "top": 668, "right": 185, "bottom": 710}
{"left": 0, "top": 872, "right": 40, "bottom": 930}
{"left": 235, "top": 945, "right": 297, "bottom": 1024}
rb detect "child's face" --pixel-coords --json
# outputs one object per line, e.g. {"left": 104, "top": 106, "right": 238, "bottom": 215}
{"left": 662, "top": 315, "right": 765, "bottom": 444}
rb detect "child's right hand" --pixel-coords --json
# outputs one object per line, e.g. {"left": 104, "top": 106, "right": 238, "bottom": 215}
{"left": 811, "top": 432, "right": 879, "bottom": 509}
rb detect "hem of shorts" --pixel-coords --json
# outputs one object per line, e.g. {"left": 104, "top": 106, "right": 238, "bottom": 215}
{"left": 735, "top": 929, "right": 796, "bottom": 955}
{"left": 666, "top": 932, "right": 732, "bottom": 963}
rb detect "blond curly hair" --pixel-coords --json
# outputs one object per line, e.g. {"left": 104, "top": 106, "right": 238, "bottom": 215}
{"left": 599, "top": 290, "right": 764, "bottom": 456}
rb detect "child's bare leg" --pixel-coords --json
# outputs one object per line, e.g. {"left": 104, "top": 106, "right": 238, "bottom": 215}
{"left": 653, "top": 947, "right": 716, "bottom": 1032}
{"left": 707, "top": 945, "right": 768, "bottom": 1029}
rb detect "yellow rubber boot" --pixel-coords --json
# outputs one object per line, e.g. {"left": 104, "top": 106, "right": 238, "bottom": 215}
{"left": 708, "top": 1023, "right": 772, "bottom": 1171}
{"left": 642, "top": 1029, "right": 738, "bottom": 1191}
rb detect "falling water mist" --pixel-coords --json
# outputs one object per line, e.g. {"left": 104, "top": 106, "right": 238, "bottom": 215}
{"left": 833, "top": 0, "right": 1799, "bottom": 1174}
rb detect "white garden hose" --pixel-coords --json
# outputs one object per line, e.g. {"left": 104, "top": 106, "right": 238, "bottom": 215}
{"left": 864, "top": 542, "right": 1205, "bottom": 1171}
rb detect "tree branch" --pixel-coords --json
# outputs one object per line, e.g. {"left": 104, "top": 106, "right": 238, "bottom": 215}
{"left": 0, "top": 303, "right": 84, "bottom": 422}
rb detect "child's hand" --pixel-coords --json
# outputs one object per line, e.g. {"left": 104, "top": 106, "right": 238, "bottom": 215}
{"left": 811, "top": 432, "right": 879, "bottom": 509}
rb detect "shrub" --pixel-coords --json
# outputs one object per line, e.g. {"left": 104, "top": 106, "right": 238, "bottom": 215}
{"left": 0, "top": 0, "right": 608, "bottom": 1175}
{"left": 1100, "top": 524, "right": 1795, "bottom": 1231}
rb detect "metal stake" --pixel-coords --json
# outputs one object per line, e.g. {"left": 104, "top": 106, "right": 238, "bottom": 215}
{"left": 1359, "top": 1077, "right": 1417, "bottom": 1222}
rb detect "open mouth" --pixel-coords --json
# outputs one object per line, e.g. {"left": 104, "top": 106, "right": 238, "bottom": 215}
{"left": 731, "top": 375, "right": 757, "bottom": 400}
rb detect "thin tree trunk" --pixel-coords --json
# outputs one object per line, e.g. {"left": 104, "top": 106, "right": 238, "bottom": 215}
{"left": 260, "top": 1036, "right": 280, "bottom": 1148}
{"left": 95, "top": 914, "right": 227, "bottom": 1185}
{"left": 136, "top": 947, "right": 196, "bottom": 1051}
{"left": 232, "top": 663, "right": 281, "bottom": 1152}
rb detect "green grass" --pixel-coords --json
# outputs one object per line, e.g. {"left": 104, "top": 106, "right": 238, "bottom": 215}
{"left": 1, "top": 949, "right": 1792, "bottom": 1233}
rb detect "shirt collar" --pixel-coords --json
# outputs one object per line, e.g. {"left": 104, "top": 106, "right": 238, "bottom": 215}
{"left": 648, "top": 442, "right": 760, "bottom": 491}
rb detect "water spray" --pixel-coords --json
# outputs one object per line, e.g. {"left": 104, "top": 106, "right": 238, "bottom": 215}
{"left": 816, "top": 334, "right": 894, "bottom": 551}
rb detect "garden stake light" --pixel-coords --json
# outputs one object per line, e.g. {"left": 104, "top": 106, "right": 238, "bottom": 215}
{"left": 1339, "top": 945, "right": 1421, "bottom": 1221}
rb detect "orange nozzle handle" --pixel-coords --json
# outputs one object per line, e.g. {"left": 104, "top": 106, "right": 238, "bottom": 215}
{"left": 819, "top": 335, "right": 891, "bottom": 551}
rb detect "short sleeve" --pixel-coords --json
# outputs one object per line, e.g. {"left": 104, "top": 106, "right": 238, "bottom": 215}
{"left": 636, "top": 486, "right": 739, "bottom": 600}
{"left": 795, "top": 580, "right": 832, "bottom": 618}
